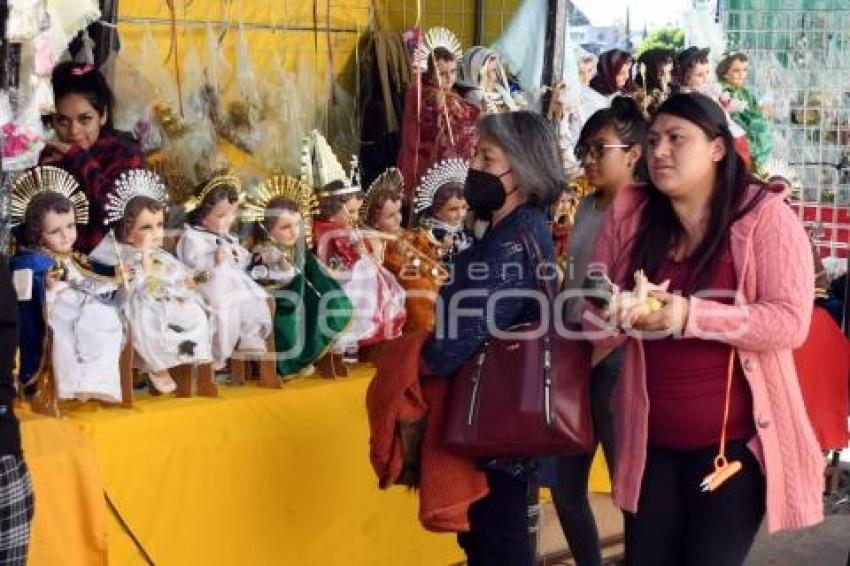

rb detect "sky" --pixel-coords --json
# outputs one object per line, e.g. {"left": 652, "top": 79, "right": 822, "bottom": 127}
{"left": 572, "top": 0, "right": 690, "bottom": 30}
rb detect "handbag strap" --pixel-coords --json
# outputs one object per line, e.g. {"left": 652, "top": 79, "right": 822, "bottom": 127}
{"left": 517, "top": 228, "right": 557, "bottom": 303}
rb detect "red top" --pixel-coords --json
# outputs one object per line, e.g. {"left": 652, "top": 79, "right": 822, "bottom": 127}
{"left": 643, "top": 243, "right": 756, "bottom": 449}
{"left": 312, "top": 218, "right": 361, "bottom": 270}
{"left": 396, "top": 82, "right": 479, "bottom": 199}
{"left": 792, "top": 306, "right": 850, "bottom": 450}
{"left": 39, "top": 130, "right": 144, "bottom": 253}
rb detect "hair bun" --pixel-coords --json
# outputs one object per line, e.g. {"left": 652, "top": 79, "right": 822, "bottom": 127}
{"left": 610, "top": 96, "right": 645, "bottom": 121}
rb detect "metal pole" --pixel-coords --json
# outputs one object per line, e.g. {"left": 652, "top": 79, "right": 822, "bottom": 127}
{"left": 541, "top": 0, "right": 567, "bottom": 111}
{"left": 474, "top": 0, "right": 484, "bottom": 46}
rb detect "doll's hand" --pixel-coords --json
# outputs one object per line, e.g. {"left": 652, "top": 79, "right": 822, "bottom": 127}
{"left": 45, "top": 140, "right": 73, "bottom": 155}
{"left": 141, "top": 249, "right": 155, "bottom": 272}
{"left": 214, "top": 246, "right": 230, "bottom": 266}
{"left": 45, "top": 269, "right": 62, "bottom": 291}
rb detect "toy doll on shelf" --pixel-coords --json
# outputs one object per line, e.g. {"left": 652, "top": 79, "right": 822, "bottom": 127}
{"left": 361, "top": 168, "right": 447, "bottom": 333}
{"left": 100, "top": 169, "right": 213, "bottom": 394}
{"left": 244, "top": 175, "right": 353, "bottom": 379}
{"left": 460, "top": 46, "right": 528, "bottom": 114}
{"left": 175, "top": 173, "right": 272, "bottom": 370}
{"left": 414, "top": 158, "right": 473, "bottom": 265}
{"left": 585, "top": 269, "right": 670, "bottom": 327}
{"left": 717, "top": 52, "right": 773, "bottom": 173}
{"left": 10, "top": 166, "right": 124, "bottom": 404}
{"left": 305, "top": 131, "right": 406, "bottom": 352}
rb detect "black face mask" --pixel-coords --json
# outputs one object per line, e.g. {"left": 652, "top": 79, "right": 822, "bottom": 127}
{"left": 463, "top": 168, "right": 513, "bottom": 220}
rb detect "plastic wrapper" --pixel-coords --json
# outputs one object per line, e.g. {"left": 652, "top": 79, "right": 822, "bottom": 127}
{"left": 134, "top": 28, "right": 222, "bottom": 203}
{"left": 1, "top": 91, "right": 45, "bottom": 171}
{"left": 112, "top": 55, "right": 162, "bottom": 153}
{"left": 323, "top": 81, "right": 360, "bottom": 164}
{"left": 218, "top": 26, "right": 264, "bottom": 154}
{"left": 5, "top": 0, "right": 40, "bottom": 41}
{"left": 253, "top": 51, "right": 307, "bottom": 175}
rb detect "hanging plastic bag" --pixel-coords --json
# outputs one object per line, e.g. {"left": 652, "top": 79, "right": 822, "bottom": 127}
{"left": 219, "top": 25, "right": 263, "bottom": 153}
{"left": 31, "top": 8, "right": 58, "bottom": 115}
{"left": 111, "top": 54, "right": 162, "bottom": 153}
{"left": 6, "top": 0, "right": 41, "bottom": 42}
{"left": 254, "top": 52, "right": 306, "bottom": 175}
{"left": 1, "top": 92, "right": 45, "bottom": 171}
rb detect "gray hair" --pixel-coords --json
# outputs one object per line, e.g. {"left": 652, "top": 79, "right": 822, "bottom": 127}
{"left": 578, "top": 53, "right": 598, "bottom": 67}
{"left": 476, "top": 111, "right": 567, "bottom": 210}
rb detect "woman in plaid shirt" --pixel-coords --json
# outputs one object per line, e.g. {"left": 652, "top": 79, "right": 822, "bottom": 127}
{"left": 39, "top": 62, "right": 143, "bottom": 254}
{"left": 0, "top": 254, "right": 34, "bottom": 565}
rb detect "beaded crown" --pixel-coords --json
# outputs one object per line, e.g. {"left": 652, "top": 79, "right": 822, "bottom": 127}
{"left": 104, "top": 169, "right": 169, "bottom": 225}
{"left": 414, "top": 158, "right": 469, "bottom": 214}
{"left": 414, "top": 27, "right": 463, "bottom": 73}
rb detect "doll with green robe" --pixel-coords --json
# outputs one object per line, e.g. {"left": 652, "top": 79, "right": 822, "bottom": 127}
{"left": 717, "top": 52, "right": 773, "bottom": 172}
{"left": 244, "top": 175, "right": 353, "bottom": 379}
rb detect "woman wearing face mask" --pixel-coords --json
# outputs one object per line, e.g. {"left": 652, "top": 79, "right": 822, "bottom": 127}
{"left": 39, "top": 62, "right": 144, "bottom": 253}
{"left": 550, "top": 97, "right": 647, "bottom": 566}
{"left": 586, "top": 93, "right": 822, "bottom": 564}
{"left": 421, "top": 111, "right": 566, "bottom": 566}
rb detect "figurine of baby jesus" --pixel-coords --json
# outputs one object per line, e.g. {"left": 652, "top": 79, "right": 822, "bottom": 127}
{"left": 586, "top": 269, "right": 669, "bottom": 327}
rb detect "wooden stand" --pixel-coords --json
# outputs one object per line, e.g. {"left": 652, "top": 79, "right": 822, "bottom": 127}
{"left": 229, "top": 297, "right": 280, "bottom": 388}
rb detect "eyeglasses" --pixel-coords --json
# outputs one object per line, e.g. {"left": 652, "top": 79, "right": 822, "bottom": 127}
{"left": 574, "top": 142, "right": 630, "bottom": 161}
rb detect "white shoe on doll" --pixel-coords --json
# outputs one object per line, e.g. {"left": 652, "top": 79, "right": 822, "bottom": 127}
{"left": 237, "top": 338, "right": 267, "bottom": 353}
{"left": 149, "top": 371, "right": 177, "bottom": 394}
{"left": 298, "top": 364, "right": 316, "bottom": 377}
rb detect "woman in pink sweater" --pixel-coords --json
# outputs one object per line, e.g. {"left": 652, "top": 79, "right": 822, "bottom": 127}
{"left": 586, "top": 92, "right": 823, "bottom": 565}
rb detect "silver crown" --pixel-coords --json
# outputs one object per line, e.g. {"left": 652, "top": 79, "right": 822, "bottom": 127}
{"left": 10, "top": 166, "right": 88, "bottom": 227}
{"left": 104, "top": 169, "right": 169, "bottom": 225}
{"left": 414, "top": 158, "right": 469, "bottom": 214}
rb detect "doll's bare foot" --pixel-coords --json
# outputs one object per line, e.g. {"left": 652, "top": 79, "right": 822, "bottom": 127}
{"left": 149, "top": 370, "right": 177, "bottom": 394}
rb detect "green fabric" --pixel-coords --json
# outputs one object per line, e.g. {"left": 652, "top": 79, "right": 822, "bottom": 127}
{"left": 727, "top": 0, "right": 850, "bottom": 9}
{"left": 273, "top": 251, "right": 353, "bottom": 377}
{"left": 723, "top": 82, "right": 773, "bottom": 171}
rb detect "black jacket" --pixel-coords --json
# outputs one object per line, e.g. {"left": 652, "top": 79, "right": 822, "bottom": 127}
{"left": 422, "top": 205, "right": 556, "bottom": 377}
{"left": 0, "top": 255, "right": 21, "bottom": 455}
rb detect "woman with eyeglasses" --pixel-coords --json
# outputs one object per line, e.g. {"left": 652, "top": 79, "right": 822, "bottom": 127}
{"left": 550, "top": 96, "right": 647, "bottom": 566}
{"left": 587, "top": 92, "right": 822, "bottom": 564}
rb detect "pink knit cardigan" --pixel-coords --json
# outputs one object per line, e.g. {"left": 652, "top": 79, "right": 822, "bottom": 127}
{"left": 586, "top": 183, "right": 824, "bottom": 533}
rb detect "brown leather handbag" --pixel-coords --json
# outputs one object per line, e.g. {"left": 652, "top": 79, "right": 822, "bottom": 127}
{"left": 443, "top": 231, "right": 594, "bottom": 457}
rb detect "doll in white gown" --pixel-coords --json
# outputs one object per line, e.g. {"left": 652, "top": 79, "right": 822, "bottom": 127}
{"left": 103, "top": 169, "right": 213, "bottom": 394}
{"left": 10, "top": 166, "right": 124, "bottom": 403}
{"left": 175, "top": 175, "right": 271, "bottom": 369}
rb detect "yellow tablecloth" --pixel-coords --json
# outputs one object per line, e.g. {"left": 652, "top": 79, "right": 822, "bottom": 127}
{"left": 22, "top": 365, "right": 611, "bottom": 566}
{"left": 20, "top": 409, "right": 109, "bottom": 566}
{"left": 61, "top": 368, "right": 462, "bottom": 566}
